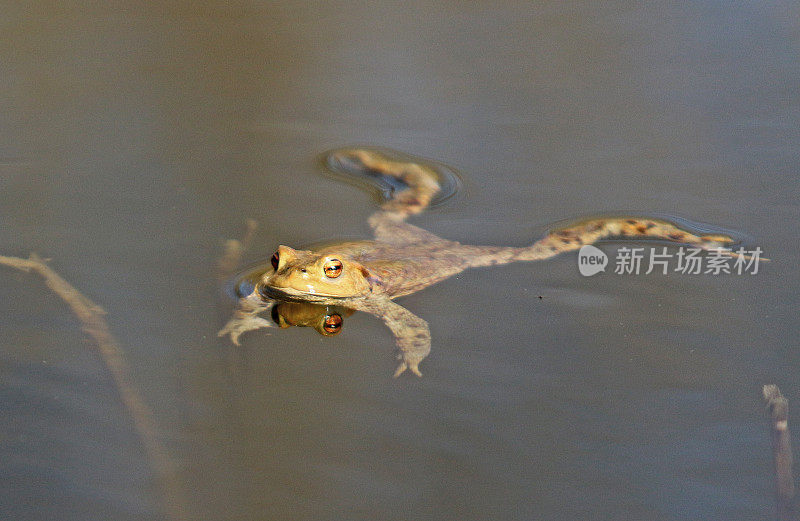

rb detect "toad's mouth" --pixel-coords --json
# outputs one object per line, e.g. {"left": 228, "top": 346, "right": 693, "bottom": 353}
{"left": 261, "top": 285, "right": 354, "bottom": 303}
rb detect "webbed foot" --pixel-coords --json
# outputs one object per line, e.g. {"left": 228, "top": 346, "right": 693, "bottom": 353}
{"left": 393, "top": 354, "right": 424, "bottom": 378}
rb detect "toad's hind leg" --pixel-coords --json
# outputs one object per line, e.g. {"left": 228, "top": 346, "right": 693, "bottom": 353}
{"left": 513, "top": 217, "right": 736, "bottom": 261}
{"left": 326, "top": 148, "right": 442, "bottom": 216}
{"left": 467, "top": 216, "right": 740, "bottom": 267}
{"left": 326, "top": 147, "right": 449, "bottom": 244}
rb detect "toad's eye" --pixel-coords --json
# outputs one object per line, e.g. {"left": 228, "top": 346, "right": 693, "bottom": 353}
{"left": 322, "top": 314, "right": 343, "bottom": 335}
{"left": 270, "top": 252, "right": 279, "bottom": 271}
{"left": 323, "top": 259, "right": 343, "bottom": 278}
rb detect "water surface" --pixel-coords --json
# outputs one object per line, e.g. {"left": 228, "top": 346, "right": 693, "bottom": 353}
{"left": 1, "top": 2, "right": 799, "bottom": 520}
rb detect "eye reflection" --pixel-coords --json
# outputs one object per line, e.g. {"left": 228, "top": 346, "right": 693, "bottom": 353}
{"left": 269, "top": 302, "right": 352, "bottom": 336}
{"left": 322, "top": 314, "right": 343, "bottom": 335}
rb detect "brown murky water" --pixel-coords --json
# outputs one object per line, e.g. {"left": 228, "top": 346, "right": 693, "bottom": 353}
{"left": 2, "top": 2, "right": 799, "bottom": 520}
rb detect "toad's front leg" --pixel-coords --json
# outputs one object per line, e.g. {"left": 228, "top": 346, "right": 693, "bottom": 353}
{"left": 218, "top": 293, "right": 275, "bottom": 345}
{"left": 352, "top": 297, "right": 431, "bottom": 377}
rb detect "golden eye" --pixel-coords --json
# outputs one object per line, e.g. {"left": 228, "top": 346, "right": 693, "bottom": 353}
{"left": 270, "top": 252, "right": 279, "bottom": 271}
{"left": 322, "top": 314, "right": 343, "bottom": 334}
{"left": 323, "top": 259, "right": 343, "bottom": 278}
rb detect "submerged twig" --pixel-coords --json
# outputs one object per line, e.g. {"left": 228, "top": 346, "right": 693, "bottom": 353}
{"left": 0, "top": 253, "right": 189, "bottom": 521}
{"left": 763, "top": 384, "right": 796, "bottom": 521}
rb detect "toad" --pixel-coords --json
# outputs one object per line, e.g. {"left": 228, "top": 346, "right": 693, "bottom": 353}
{"left": 220, "top": 147, "right": 744, "bottom": 377}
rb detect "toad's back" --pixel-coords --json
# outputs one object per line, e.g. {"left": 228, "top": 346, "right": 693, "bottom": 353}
{"left": 313, "top": 239, "right": 475, "bottom": 299}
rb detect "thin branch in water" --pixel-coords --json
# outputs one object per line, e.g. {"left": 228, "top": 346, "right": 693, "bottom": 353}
{"left": 763, "top": 384, "right": 796, "bottom": 521}
{"left": 0, "top": 253, "right": 190, "bottom": 521}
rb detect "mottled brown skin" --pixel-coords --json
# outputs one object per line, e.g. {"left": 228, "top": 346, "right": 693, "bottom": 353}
{"left": 220, "top": 147, "right": 740, "bottom": 377}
